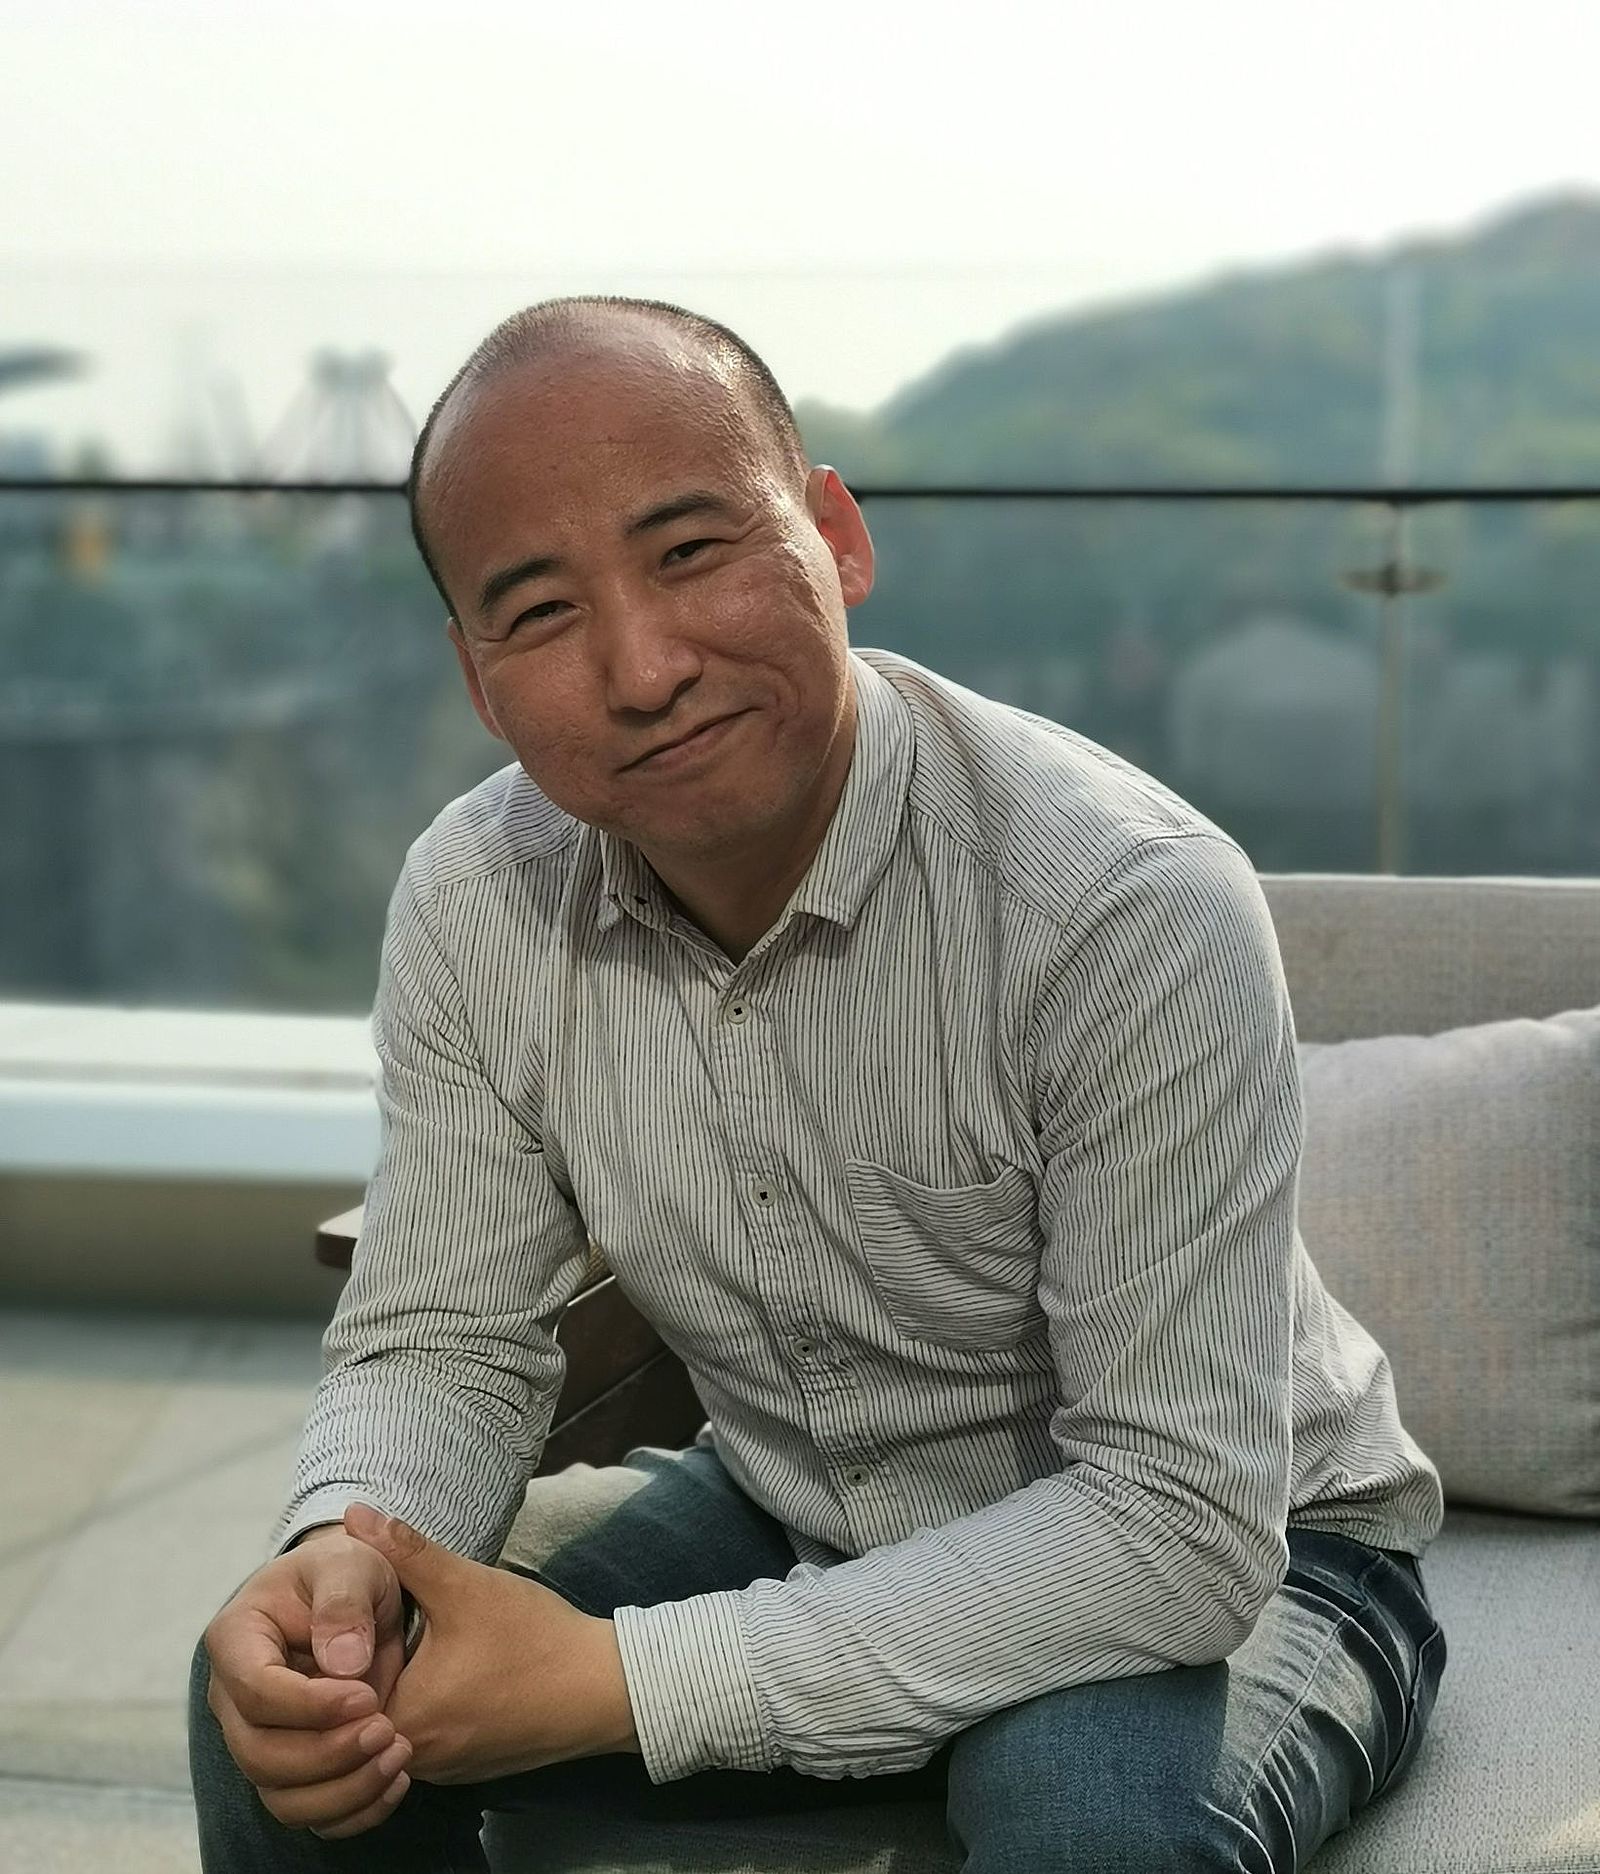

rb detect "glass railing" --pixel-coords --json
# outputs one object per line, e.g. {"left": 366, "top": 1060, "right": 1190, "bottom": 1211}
{"left": 2, "top": 482, "right": 1596, "bottom": 1013}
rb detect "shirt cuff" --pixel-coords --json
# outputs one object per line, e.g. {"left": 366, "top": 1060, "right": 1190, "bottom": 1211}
{"left": 611, "top": 1591, "right": 774, "bottom": 1782}
{"left": 274, "top": 1490, "right": 380, "bottom": 1556}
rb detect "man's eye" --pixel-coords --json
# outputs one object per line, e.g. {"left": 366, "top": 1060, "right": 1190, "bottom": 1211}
{"left": 508, "top": 600, "right": 568, "bottom": 630}
{"left": 663, "top": 538, "right": 716, "bottom": 565}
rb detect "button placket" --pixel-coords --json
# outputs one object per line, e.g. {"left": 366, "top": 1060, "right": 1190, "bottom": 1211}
{"left": 708, "top": 971, "right": 863, "bottom": 1478}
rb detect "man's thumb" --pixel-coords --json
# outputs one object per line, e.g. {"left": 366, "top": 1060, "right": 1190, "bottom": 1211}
{"left": 343, "top": 1501, "right": 442, "bottom": 1598}
{"left": 308, "top": 1572, "right": 378, "bottom": 1679}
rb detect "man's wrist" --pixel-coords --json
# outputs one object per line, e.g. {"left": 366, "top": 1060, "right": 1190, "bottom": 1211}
{"left": 581, "top": 1619, "right": 641, "bottom": 1757}
{"left": 285, "top": 1521, "right": 346, "bottom": 1552}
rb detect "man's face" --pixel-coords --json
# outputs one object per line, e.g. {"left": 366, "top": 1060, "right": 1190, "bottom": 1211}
{"left": 425, "top": 331, "right": 874, "bottom": 866}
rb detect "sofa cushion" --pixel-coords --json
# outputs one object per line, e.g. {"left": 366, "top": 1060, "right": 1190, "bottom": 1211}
{"left": 1296, "top": 1006, "right": 1600, "bottom": 1517}
{"left": 1309, "top": 1510, "right": 1600, "bottom": 1874}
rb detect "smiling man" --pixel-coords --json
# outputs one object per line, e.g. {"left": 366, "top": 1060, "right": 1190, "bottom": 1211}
{"left": 189, "top": 298, "right": 1447, "bottom": 1873}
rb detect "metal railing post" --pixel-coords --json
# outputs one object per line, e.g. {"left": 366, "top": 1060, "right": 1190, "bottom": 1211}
{"left": 1374, "top": 504, "right": 1409, "bottom": 874}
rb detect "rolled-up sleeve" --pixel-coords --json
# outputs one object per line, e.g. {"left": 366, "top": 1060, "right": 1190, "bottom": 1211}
{"left": 614, "top": 833, "right": 1303, "bottom": 1781}
{"left": 277, "top": 852, "right": 594, "bottom": 1561}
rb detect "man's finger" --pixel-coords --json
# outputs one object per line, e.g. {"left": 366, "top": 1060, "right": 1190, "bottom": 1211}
{"left": 289, "top": 1531, "right": 400, "bottom": 1680}
{"left": 219, "top": 1657, "right": 376, "bottom": 1731}
{"left": 208, "top": 1616, "right": 377, "bottom": 1731}
{"left": 309, "top": 1578, "right": 377, "bottom": 1679}
{"left": 259, "top": 1736, "right": 412, "bottom": 1832}
{"left": 223, "top": 1694, "right": 399, "bottom": 1793}
{"left": 206, "top": 1674, "right": 387, "bottom": 1791}
{"left": 311, "top": 1770, "right": 412, "bottom": 1841}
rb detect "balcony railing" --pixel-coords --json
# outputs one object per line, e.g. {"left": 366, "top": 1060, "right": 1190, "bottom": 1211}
{"left": 3, "top": 479, "right": 1597, "bottom": 1014}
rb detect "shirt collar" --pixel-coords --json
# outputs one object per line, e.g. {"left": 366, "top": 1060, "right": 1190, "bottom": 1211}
{"left": 784, "top": 652, "right": 913, "bottom": 931}
{"left": 589, "top": 650, "right": 913, "bottom": 939}
{"left": 592, "top": 816, "right": 662, "bottom": 935}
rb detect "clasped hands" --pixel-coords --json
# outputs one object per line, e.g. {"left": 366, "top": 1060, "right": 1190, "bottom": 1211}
{"left": 204, "top": 1501, "right": 639, "bottom": 1840}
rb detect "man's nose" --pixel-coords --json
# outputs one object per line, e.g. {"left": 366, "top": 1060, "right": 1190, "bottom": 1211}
{"left": 595, "top": 592, "right": 702, "bottom": 715}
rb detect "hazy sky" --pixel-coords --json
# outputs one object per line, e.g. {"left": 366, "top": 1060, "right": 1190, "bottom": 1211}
{"left": 5, "top": 0, "right": 1600, "bottom": 469}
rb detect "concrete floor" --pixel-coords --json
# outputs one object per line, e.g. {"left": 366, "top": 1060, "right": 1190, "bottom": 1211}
{"left": 0, "top": 1305, "right": 327, "bottom": 1871}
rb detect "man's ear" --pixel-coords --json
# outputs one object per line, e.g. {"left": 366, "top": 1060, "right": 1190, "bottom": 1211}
{"left": 447, "top": 620, "right": 508, "bottom": 742}
{"left": 806, "top": 465, "right": 875, "bottom": 607}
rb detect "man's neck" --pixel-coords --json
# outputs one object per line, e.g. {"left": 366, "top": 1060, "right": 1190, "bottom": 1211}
{"left": 655, "top": 846, "right": 816, "bottom": 965}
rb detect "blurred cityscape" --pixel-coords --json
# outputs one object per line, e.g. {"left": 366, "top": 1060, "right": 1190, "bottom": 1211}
{"left": 3, "top": 193, "right": 1598, "bottom": 1015}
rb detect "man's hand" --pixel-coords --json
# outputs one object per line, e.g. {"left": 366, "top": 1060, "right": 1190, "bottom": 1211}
{"left": 203, "top": 1523, "right": 415, "bottom": 1839}
{"left": 342, "top": 1501, "right": 640, "bottom": 1785}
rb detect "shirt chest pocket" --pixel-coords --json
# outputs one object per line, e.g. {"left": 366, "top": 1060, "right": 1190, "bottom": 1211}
{"left": 843, "top": 1159, "right": 1047, "bottom": 1351}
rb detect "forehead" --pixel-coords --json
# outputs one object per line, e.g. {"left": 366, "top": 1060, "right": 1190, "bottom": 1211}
{"left": 425, "top": 335, "right": 775, "bottom": 551}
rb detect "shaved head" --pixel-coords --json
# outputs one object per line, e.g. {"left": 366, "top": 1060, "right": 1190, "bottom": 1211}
{"left": 408, "top": 296, "right": 809, "bottom": 617}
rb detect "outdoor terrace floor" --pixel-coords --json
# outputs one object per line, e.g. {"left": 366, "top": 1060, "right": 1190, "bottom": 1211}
{"left": 0, "top": 1304, "right": 327, "bottom": 1870}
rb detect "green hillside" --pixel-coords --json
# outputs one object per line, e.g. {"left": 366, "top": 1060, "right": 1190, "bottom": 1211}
{"left": 798, "top": 191, "right": 1600, "bottom": 485}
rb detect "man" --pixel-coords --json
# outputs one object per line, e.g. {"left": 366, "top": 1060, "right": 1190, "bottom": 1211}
{"left": 190, "top": 297, "right": 1447, "bottom": 1872}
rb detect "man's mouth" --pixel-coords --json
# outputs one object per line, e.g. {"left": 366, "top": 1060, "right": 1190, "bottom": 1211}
{"left": 628, "top": 710, "right": 746, "bottom": 770}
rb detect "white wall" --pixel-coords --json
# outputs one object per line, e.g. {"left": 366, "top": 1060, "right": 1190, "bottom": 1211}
{"left": 0, "top": 1003, "right": 378, "bottom": 1313}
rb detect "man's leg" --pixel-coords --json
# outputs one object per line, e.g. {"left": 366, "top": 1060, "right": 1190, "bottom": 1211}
{"left": 943, "top": 1529, "right": 1447, "bottom": 1874}
{"left": 189, "top": 1442, "right": 943, "bottom": 1872}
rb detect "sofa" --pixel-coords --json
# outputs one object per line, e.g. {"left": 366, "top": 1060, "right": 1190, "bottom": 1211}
{"left": 336, "top": 873, "right": 1600, "bottom": 1874}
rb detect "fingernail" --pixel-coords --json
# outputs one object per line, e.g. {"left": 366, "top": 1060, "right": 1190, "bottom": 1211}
{"left": 324, "top": 1634, "right": 367, "bottom": 1674}
{"left": 385, "top": 1772, "right": 410, "bottom": 1803}
{"left": 357, "top": 1720, "right": 389, "bottom": 1753}
{"left": 376, "top": 1740, "right": 409, "bottom": 1777}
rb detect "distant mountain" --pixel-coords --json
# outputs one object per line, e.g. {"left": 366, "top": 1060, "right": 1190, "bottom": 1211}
{"left": 797, "top": 191, "right": 1600, "bottom": 485}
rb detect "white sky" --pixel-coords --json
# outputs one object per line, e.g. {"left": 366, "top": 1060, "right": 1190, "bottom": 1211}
{"left": 4, "top": 0, "right": 1600, "bottom": 468}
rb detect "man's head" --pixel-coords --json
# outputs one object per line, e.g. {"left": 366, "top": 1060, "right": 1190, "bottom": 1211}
{"left": 409, "top": 296, "right": 875, "bottom": 879}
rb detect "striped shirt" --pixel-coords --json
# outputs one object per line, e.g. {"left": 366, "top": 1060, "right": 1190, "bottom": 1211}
{"left": 280, "top": 646, "right": 1445, "bottom": 1785}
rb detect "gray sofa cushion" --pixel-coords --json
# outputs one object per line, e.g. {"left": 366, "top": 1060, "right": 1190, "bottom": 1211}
{"left": 1310, "top": 1510, "right": 1600, "bottom": 1874}
{"left": 1296, "top": 1007, "right": 1600, "bottom": 1518}
{"left": 1261, "top": 875, "right": 1600, "bottom": 1044}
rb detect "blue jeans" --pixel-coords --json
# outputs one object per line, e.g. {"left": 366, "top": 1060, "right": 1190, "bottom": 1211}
{"left": 189, "top": 1442, "right": 1446, "bottom": 1872}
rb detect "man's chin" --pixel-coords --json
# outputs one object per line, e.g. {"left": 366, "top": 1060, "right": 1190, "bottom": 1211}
{"left": 640, "top": 811, "right": 780, "bottom": 859}
{"left": 636, "top": 794, "right": 794, "bottom": 858}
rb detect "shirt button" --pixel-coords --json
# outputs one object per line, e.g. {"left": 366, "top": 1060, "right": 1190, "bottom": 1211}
{"left": 748, "top": 1177, "right": 778, "bottom": 1207}
{"left": 790, "top": 1335, "right": 819, "bottom": 1358}
{"left": 723, "top": 999, "right": 752, "bottom": 1025}
{"left": 844, "top": 1465, "right": 872, "bottom": 1487}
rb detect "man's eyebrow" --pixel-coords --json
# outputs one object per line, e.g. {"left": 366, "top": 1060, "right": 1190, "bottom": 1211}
{"left": 474, "top": 493, "right": 740, "bottom": 616}
{"left": 624, "top": 490, "right": 741, "bottom": 537}
{"left": 477, "top": 553, "right": 564, "bottom": 616}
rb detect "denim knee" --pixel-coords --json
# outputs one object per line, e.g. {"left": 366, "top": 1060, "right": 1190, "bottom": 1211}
{"left": 944, "top": 1670, "right": 1241, "bottom": 1874}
